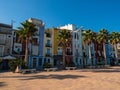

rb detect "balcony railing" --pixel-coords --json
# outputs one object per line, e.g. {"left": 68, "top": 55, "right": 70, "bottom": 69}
{"left": 58, "top": 51, "right": 63, "bottom": 55}
{"left": 46, "top": 43, "right": 52, "bottom": 47}
{"left": 46, "top": 53, "right": 52, "bottom": 57}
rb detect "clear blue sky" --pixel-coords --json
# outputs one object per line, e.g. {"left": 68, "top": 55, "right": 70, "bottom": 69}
{"left": 0, "top": 0, "right": 120, "bottom": 32}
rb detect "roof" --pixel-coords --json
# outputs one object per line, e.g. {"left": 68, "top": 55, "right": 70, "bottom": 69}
{"left": 0, "top": 23, "right": 12, "bottom": 28}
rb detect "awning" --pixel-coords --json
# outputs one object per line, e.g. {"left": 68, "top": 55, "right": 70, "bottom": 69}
{"left": 1, "top": 55, "right": 16, "bottom": 60}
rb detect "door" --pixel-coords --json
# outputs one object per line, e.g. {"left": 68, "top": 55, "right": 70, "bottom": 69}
{"left": 33, "top": 58, "right": 37, "bottom": 68}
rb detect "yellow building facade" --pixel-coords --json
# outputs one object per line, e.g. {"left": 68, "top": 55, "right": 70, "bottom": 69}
{"left": 44, "top": 28, "right": 62, "bottom": 67}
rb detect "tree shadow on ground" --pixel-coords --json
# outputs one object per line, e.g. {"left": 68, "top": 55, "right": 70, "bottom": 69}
{"left": 91, "top": 69, "right": 120, "bottom": 73}
{"left": 0, "top": 70, "right": 11, "bottom": 73}
{"left": 0, "top": 82, "right": 7, "bottom": 87}
{"left": 21, "top": 74, "right": 86, "bottom": 80}
{"left": 80, "top": 69, "right": 120, "bottom": 73}
{"left": 0, "top": 74, "right": 86, "bottom": 80}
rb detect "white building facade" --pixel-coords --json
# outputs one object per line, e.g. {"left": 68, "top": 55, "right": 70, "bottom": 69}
{"left": 59, "top": 24, "right": 83, "bottom": 67}
{"left": 72, "top": 28, "right": 83, "bottom": 67}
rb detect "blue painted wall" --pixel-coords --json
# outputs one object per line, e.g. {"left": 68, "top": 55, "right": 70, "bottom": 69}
{"left": 38, "top": 26, "right": 44, "bottom": 56}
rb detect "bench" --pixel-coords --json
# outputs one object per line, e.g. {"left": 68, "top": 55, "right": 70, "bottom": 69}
{"left": 65, "top": 67, "right": 77, "bottom": 70}
{"left": 21, "top": 69, "right": 36, "bottom": 74}
{"left": 44, "top": 68, "right": 58, "bottom": 72}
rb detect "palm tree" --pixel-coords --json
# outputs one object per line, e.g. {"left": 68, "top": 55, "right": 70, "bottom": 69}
{"left": 18, "top": 20, "right": 37, "bottom": 66}
{"left": 82, "top": 29, "right": 94, "bottom": 66}
{"left": 109, "top": 32, "right": 120, "bottom": 64}
{"left": 97, "top": 29, "right": 109, "bottom": 65}
{"left": 57, "top": 30, "right": 71, "bottom": 66}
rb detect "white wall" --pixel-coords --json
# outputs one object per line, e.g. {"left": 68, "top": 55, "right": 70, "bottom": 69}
{"left": 59, "top": 24, "right": 76, "bottom": 31}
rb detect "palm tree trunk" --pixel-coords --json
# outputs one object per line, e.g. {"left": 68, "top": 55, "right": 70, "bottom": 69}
{"left": 62, "top": 47, "right": 66, "bottom": 68}
{"left": 24, "top": 37, "right": 29, "bottom": 66}
{"left": 88, "top": 44, "right": 92, "bottom": 66}
{"left": 114, "top": 44, "right": 118, "bottom": 64}
{"left": 103, "top": 42, "right": 107, "bottom": 65}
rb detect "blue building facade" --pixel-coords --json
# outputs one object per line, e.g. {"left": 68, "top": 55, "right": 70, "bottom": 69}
{"left": 28, "top": 18, "right": 45, "bottom": 69}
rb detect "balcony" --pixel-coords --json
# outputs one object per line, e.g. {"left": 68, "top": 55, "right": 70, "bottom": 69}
{"left": 58, "top": 50, "right": 63, "bottom": 55}
{"left": 46, "top": 43, "right": 52, "bottom": 47}
{"left": 58, "top": 51, "right": 63, "bottom": 55}
{"left": 66, "top": 52, "right": 72, "bottom": 55}
{"left": 46, "top": 53, "right": 52, "bottom": 57}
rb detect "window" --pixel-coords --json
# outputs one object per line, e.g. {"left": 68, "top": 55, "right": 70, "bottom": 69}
{"left": 58, "top": 47, "right": 62, "bottom": 51}
{"left": 66, "top": 47, "right": 72, "bottom": 55}
{"left": 8, "top": 35, "right": 11, "bottom": 38}
{"left": 44, "top": 58, "right": 46, "bottom": 63}
{"left": 47, "top": 40, "right": 50, "bottom": 44}
{"left": 46, "top": 48, "right": 50, "bottom": 54}
{"left": 80, "top": 59, "right": 81, "bottom": 64}
{"left": 74, "top": 33, "right": 77, "bottom": 39}
{"left": 118, "top": 50, "right": 120, "bottom": 53}
{"left": 46, "top": 33, "right": 51, "bottom": 37}
{"left": 83, "top": 52, "right": 86, "bottom": 57}
{"left": 74, "top": 33, "right": 78, "bottom": 39}
{"left": 66, "top": 48, "right": 71, "bottom": 52}
{"left": 117, "top": 43, "right": 120, "bottom": 49}
{"left": 77, "top": 33, "right": 79, "bottom": 39}
{"left": 58, "top": 48, "right": 61, "bottom": 50}
{"left": 54, "top": 59, "right": 57, "bottom": 66}
{"left": 32, "top": 38, "right": 38, "bottom": 45}
{"left": 58, "top": 47, "right": 62, "bottom": 55}
{"left": 76, "top": 49, "right": 78, "bottom": 55}
{"left": 98, "top": 45, "right": 101, "bottom": 50}
{"left": 76, "top": 58, "right": 78, "bottom": 63}
{"left": 48, "top": 59, "right": 50, "bottom": 63}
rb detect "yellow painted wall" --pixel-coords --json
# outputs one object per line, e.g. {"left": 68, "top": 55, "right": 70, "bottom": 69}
{"left": 44, "top": 28, "right": 60, "bottom": 57}
{"left": 53, "top": 28, "right": 59, "bottom": 55}
{"left": 44, "top": 28, "right": 53, "bottom": 56}
{"left": 43, "top": 32, "right": 46, "bottom": 56}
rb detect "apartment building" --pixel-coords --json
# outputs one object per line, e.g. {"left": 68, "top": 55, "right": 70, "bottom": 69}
{"left": 0, "top": 23, "right": 14, "bottom": 56}
{"left": 44, "top": 28, "right": 63, "bottom": 67}
{"left": 117, "top": 43, "right": 120, "bottom": 64}
{"left": 28, "top": 18, "right": 45, "bottom": 69}
{"left": 59, "top": 24, "right": 74, "bottom": 66}
{"left": 0, "top": 23, "right": 14, "bottom": 70}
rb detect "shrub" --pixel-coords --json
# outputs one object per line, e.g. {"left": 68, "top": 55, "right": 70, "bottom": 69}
{"left": 43, "top": 63, "right": 52, "bottom": 68}
{"left": 9, "top": 59, "right": 25, "bottom": 72}
{"left": 68, "top": 60, "right": 75, "bottom": 67}
{"left": 0, "top": 60, "right": 2, "bottom": 70}
{"left": 97, "top": 61, "right": 104, "bottom": 65}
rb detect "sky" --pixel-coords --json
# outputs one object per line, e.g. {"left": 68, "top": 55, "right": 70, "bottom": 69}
{"left": 0, "top": 0, "right": 120, "bottom": 32}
